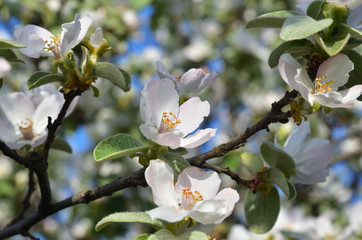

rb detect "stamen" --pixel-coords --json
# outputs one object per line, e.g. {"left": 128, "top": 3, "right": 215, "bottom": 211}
{"left": 17, "top": 117, "right": 34, "bottom": 140}
{"left": 44, "top": 34, "right": 61, "bottom": 58}
{"left": 158, "top": 111, "right": 181, "bottom": 133}
{"left": 314, "top": 75, "right": 334, "bottom": 94}
{"left": 181, "top": 187, "right": 204, "bottom": 210}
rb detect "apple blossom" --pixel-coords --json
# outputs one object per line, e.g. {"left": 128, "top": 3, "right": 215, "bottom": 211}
{"left": 278, "top": 53, "right": 362, "bottom": 108}
{"left": 156, "top": 61, "right": 217, "bottom": 96}
{"left": 13, "top": 14, "right": 92, "bottom": 59}
{"left": 139, "top": 78, "right": 216, "bottom": 149}
{"left": 277, "top": 121, "right": 332, "bottom": 184}
{"left": 145, "top": 159, "right": 239, "bottom": 224}
{"left": 0, "top": 86, "right": 76, "bottom": 149}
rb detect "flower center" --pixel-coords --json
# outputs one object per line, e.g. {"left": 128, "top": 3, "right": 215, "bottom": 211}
{"left": 181, "top": 187, "right": 204, "bottom": 210}
{"left": 314, "top": 75, "right": 334, "bottom": 94}
{"left": 158, "top": 112, "right": 181, "bottom": 133}
{"left": 17, "top": 117, "right": 35, "bottom": 140}
{"left": 44, "top": 34, "right": 61, "bottom": 58}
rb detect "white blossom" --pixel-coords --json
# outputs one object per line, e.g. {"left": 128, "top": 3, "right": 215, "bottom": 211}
{"left": 145, "top": 159, "right": 239, "bottom": 224}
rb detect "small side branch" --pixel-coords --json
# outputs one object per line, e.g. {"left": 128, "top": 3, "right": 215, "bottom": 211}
{"left": 188, "top": 90, "right": 298, "bottom": 165}
{"left": 6, "top": 170, "right": 36, "bottom": 227}
{"left": 0, "top": 141, "right": 27, "bottom": 167}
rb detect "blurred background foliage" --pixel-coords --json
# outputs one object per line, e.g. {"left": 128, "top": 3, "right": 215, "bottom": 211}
{"left": 0, "top": 0, "right": 361, "bottom": 239}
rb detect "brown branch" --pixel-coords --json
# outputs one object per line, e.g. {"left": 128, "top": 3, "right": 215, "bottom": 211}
{"left": 199, "top": 163, "right": 253, "bottom": 188}
{"left": 6, "top": 170, "right": 36, "bottom": 227}
{"left": 0, "top": 168, "right": 147, "bottom": 239}
{"left": 0, "top": 141, "right": 27, "bottom": 167}
{"left": 187, "top": 90, "right": 297, "bottom": 165}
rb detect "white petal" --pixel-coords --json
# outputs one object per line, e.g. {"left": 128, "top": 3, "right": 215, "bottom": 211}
{"left": 278, "top": 54, "right": 308, "bottom": 91}
{"left": 156, "top": 61, "right": 176, "bottom": 81}
{"left": 179, "top": 128, "right": 216, "bottom": 149}
{"left": 176, "top": 97, "right": 210, "bottom": 136}
{"left": 145, "top": 160, "right": 179, "bottom": 207}
{"left": 13, "top": 25, "right": 54, "bottom": 58}
{"left": 176, "top": 166, "right": 221, "bottom": 200}
{"left": 189, "top": 199, "right": 228, "bottom": 224}
{"left": 0, "top": 93, "right": 35, "bottom": 126}
{"left": 0, "top": 58, "right": 11, "bottom": 77}
{"left": 294, "top": 69, "right": 313, "bottom": 103}
{"left": 312, "top": 92, "right": 351, "bottom": 108}
{"left": 140, "top": 79, "right": 179, "bottom": 128}
{"left": 90, "top": 27, "right": 103, "bottom": 48}
{"left": 60, "top": 14, "right": 92, "bottom": 56}
{"left": 213, "top": 188, "right": 240, "bottom": 224}
{"left": 196, "top": 70, "right": 218, "bottom": 93}
{"left": 316, "top": 54, "right": 354, "bottom": 90}
{"left": 291, "top": 168, "right": 329, "bottom": 184}
{"left": 146, "top": 206, "right": 186, "bottom": 222}
{"left": 178, "top": 69, "right": 205, "bottom": 95}
{"left": 283, "top": 121, "right": 310, "bottom": 158}
{"left": 32, "top": 95, "right": 63, "bottom": 135}
{"left": 30, "top": 132, "right": 48, "bottom": 149}
{"left": 348, "top": 4, "right": 362, "bottom": 28}
{"left": 295, "top": 138, "right": 332, "bottom": 170}
{"left": 139, "top": 123, "right": 181, "bottom": 149}
{"left": 0, "top": 118, "right": 20, "bottom": 142}
{"left": 339, "top": 85, "right": 362, "bottom": 103}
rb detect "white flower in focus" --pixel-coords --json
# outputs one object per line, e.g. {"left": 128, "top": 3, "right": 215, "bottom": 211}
{"left": 0, "top": 57, "right": 11, "bottom": 78}
{"left": 278, "top": 53, "right": 362, "bottom": 108}
{"left": 278, "top": 121, "right": 332, "bottom": 184}
{"left": 13, "top": 14, "right": 92, "bottom": 58}
{"left": 156, "top": 61, "right": 217, "bottom": 96}
{"left": 139, "top": 78, "right": 216, "bottom": 149}
{"left": 0, "top": 86, "right": 76, "bottom": 149}
{"left": 145, "top": 159, "right": 239, "bottom": 224}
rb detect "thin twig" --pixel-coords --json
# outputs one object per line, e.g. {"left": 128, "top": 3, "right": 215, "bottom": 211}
{"left": 0, "top": 168, "right": 147, "bottom": 239}
{"left": 187, "top": 90, "right": 297, "bottom": 165}
{"left": 6, "top": 170, "right": 36, "bottom": 227}
{"left": 0, "top": 141, "right": 27, "bottom": 167}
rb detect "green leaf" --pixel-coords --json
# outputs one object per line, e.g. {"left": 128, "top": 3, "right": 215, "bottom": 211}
{"left": 340, "top": 23, "right": 362, "bottom": 39}
{"left": 244, "top": 187, "right": 280, "bottom": 234}
{"left": 0, "top": 39, "right": 26, "bottom": 49}
{"left": 134, "top": 234, "right": 150, "bottom": 240}
{"left": 280, "top": 15, "right": 333, "bottom": 40}
{"left": 159, "top": 152, "right": 190, "bottom": 178}
{"left": 148, "top": 229, "right": 208, "bottom": 240}
{"left": 27, "top": 72, "right": 65, "bottom": 90}
{"left": 260, "top": 142, "right": 296, "bottom": 175}
{"left": 50, "top": 138, "right": 72, "bottom": 153}
{"left": 314, "top": 33, "right": 350, "bottom": 56}
{"left": 93, "top": 133, "right": 146, "bottom": 161}
{"left": 287, "top": 181, "right": 297, "bottom": 200}
{"left": 168, "top": 147, "right": 188, "bottom": 155}
{"left": 267, "top": 168, "right": 289, "bottom": 198}
{"left": 92, "top": 62, "right": 131, "bottom": 92}
{"left": 240, "top": 152, "right": 264, "bottom": 179}
{"left": 306, "top": 1, "right": 325, "bottom": 19}
{"left": 0, "top": 49, "right": 24, "bottom": 63}
{"left": 268, "top": 39, "right": 314, "bottom": 68}
{"left": 95, "top": 212, "right": 165, "bottom": 232}
{"left": 246, "top": 10, "right": 301, "bottom": 29}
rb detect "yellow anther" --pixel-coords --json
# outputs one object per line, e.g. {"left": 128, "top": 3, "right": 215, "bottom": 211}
{"left": 314, "top": 75, "right": 334, "bottom": 94}
{"left": 158, "top": 111, "right": 181, "bottom": 133}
